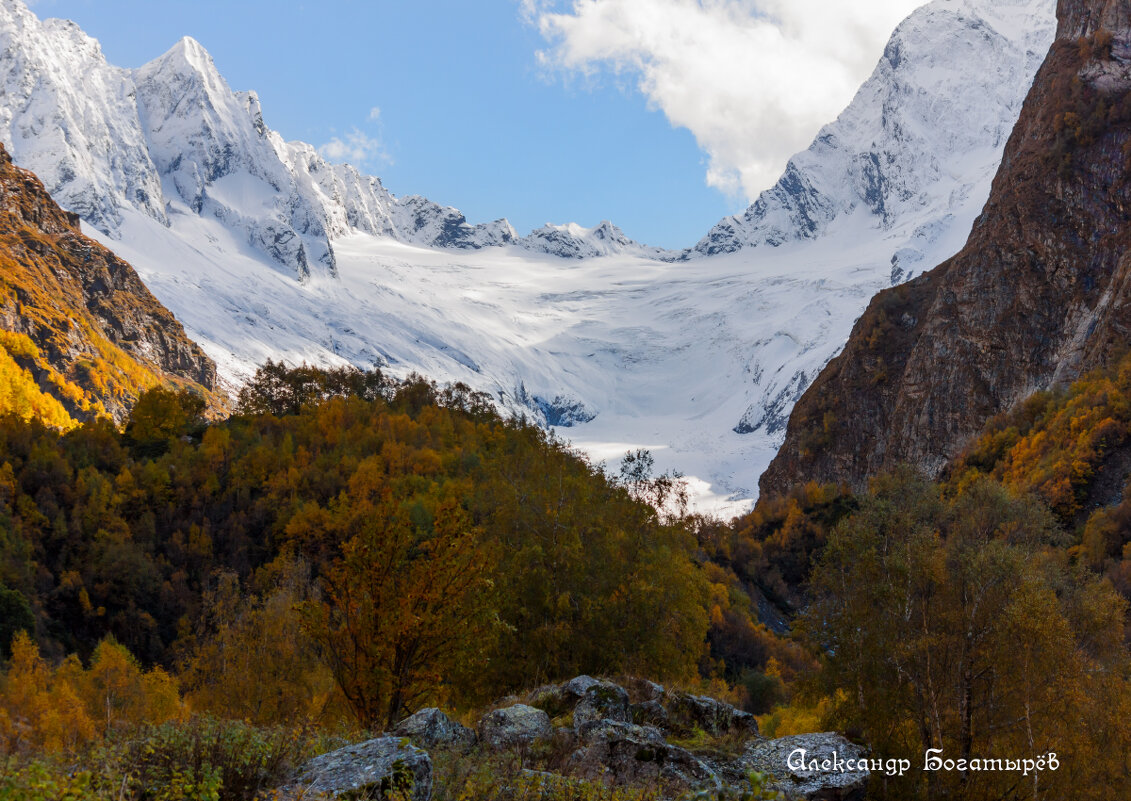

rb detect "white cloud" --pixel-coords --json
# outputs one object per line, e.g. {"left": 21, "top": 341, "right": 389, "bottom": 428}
{"left": 368, "top": 106, "right": 382, "bottom": 122}
{"left": 318, "top": 128, "right": 391, "bottom": 168}
{"left": 529, "top": 0, "right": 924, "bottom": 201}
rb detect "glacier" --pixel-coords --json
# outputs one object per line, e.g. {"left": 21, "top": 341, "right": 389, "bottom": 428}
{"left": 0, "top": 0, "right": 1055, "bottom": 514}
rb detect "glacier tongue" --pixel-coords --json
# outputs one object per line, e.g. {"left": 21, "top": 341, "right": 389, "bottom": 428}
{"left": 0, "top": 0, "right": 1057, "bottom": 512}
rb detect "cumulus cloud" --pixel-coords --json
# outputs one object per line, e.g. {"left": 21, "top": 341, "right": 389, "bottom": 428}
{"left": 318, "top": 128, "right": 391, "bottom": 169}
{"left": 529, "top": 0, "right": 924, "bottom": 201}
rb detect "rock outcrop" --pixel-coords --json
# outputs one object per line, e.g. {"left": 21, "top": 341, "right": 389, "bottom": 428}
{"left": 762, "top": 0, "right": 1131, "bottom": 496}
{"left": 0, "top": 141, "right": 219, "bottom": 422}
{"left": 739, "top": 734, "right": 869, "bottom": 801}
{"left": 372, "top": 677, "right": 868, "bottom": 800}
{"left": 566, "top": 720, "right": 716, "bottom": 790}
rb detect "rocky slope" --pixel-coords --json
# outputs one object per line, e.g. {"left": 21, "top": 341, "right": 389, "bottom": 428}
{"left": 0, "top": 142, "right": 218, "bottom": 422}
{"left": 762, "top": 0, "right": 1131, "bottom": 496}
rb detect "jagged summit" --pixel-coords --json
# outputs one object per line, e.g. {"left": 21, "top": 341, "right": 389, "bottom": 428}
{"left": 0, "top": 0, "right": 167, "bottom": 231}
{"left": 518, "top": 220, "right": 668, "bottom": 259}
{"left": 0, "top": 0, "right": 570, "bottom": 277}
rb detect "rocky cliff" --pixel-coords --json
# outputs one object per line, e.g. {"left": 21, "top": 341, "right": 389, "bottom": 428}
{"left": 762, "top": 0, "right": 1131, "bottom": 496}
{"left": 0, "top": 141, "right": 219, "bottom": 422}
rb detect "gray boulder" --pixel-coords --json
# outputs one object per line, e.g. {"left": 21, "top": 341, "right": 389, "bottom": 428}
{"left": 527, "top": 675, "right": 611, "bottom": 720}
{"left": 665, "top": 691, "right": 760, "bottom": 737}
{"left": 391, "top": 707, "right": 476, "bottom": 750}
{"left": 477, "top": 704, "right": 553, "bottom": 749}
{"left": 573, "top": 681, "right": 631, "bottom": 727}
{"left": 738, "top": 733, "right": 868, "bottom": 801}
{"left": 630, "top": 698, "right": 670, "bottom": 730}
{"left": 561, "top": 675, "right": 604, "bottom": 697}
{"left": 567, "top": 719, "right": 718, "bottom": 792}
{"left": 284, "top": 736, "right": 432, "bottom": 800}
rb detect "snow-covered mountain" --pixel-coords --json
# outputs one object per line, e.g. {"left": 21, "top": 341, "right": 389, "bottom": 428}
{"left": 693, "top": 0, "right": 1053, "bottom": 261}
{"left": 0, "top": 0, "right": 1055, "bottom": 513}
{"left": 690, "top": 0, "right": 1057, "bottom": 444}
{"left": 0, "top": 0, "right": 629, "bottom": 277}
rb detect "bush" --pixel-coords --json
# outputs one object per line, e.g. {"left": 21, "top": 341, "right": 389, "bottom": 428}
{"left": 125, "top": 717, "right": 323, "bottom": 801}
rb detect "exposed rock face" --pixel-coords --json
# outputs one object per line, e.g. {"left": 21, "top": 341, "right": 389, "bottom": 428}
{"left": 762, "top": 0, "right": 1131, "bottom": 496}
{"left": 477, "top": 704, "right": 553, "bottom": 749}
{"left": 0, "top": 141, "right": 218, "bottom": 421}
{"left": 663, "top": 691, "right": 760, "bottom": 738}
{"left": 567, "top": 719, "right": 716, "bottom": 791}
{"left": 285, "top": 737, "right": 432, "bottom": 800}
{"left": 391, "top": 708, "right": 476, "bottom": 750}
{"left": 740, "top": 734, "right": 869, "bottom": 801}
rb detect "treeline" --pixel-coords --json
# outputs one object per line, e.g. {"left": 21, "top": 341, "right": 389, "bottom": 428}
{"left": 0, "top": 362, "right": 800, "bottom": 747}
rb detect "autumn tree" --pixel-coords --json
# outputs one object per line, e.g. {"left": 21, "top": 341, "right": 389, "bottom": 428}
{"left": 180, "top": 561, "right": 344, "bottom": 726}
{"left": 289, "top": 458, "right": 498, "bottom": 728}
{"left": 805, "top": 469, "right": 1131, "bottom": 801}
{"left": 236, "top": 360, "right": 389, "bottom": 416}
{"left": 124, "top": 386, "right": 206, "bottom": 457}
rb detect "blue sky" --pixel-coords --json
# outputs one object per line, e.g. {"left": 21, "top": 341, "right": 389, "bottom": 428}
{"left": 29, "top": 0, "right": 921, "bottom": 249}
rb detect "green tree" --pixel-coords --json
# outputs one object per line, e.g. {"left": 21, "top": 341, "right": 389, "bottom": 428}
{"left": 0, "top": 582, "right": 34, "bottom": 659}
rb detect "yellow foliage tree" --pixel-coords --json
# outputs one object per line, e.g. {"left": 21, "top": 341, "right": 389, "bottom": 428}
{"left": 0, "top": 632, "right": 95, "bottom": 755}
{"left": 79, "top": 638, "right": 181, "bottom": 736}
{"left": 0, "top": 633, "right": 180, "bottom": 756}
{"left": 181, "top": 563, "right": 345, "bottom": 726}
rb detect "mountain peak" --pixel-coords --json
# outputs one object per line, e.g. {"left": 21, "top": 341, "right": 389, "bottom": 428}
{"left": 139, "top": 34, "right": 227, "bottom": 91}
{"left": 157, "top": 35, "right": 218, "bottom": 76}
{"left": 691, "top": 0, "right": 1055, "bottom": 259}
{"left": 761, "top": 0, "right": 1131, "bottom": 496}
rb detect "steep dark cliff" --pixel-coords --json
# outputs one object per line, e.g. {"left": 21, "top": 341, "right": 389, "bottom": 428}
{"left": 762, "top": 0, "right": 1131, "bottom": 496}
{"left": 0, "top": 142, "right": 219, "bottom": 422}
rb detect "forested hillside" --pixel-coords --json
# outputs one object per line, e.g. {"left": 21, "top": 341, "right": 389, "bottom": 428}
{"left": 0, "top": 364, "right": 805, "bottom": 744}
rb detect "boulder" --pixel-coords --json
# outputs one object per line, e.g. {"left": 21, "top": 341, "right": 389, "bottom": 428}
{"left": 573, "top": 681, "right": 631, "bottom": 727}
{"left": 527, "top": 675, "right": 607, "bottom": 720}
{"left": 567, "top": 719, "right": 718, "bottom": 792}
{"left": 665, "top": 691, "right": 760, "bottom": 737}
{"left": 284, "top": 736, "right": 432, "bottom": 800}
{"left": 561, "top": 675, "right": 604, "bottom": 697}
{"left": 630, "top": 698, "right": 669, "bottom": 730}
{"left": 391, "top": 707, "right": 475, "bottom": 750}
{"left": 477, "top": 704, "right": 553, "bottom": 749}
{"left": 738, "top": 733, "right": 868, "bottom": 801}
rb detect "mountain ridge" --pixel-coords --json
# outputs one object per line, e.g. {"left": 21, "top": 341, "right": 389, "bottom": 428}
{"left": 0, "top": 141, "right": 219, "bottom": 423}
{"left": 761, "top": 0, "right": 1131, "bottom": 496}
{"left": 0, "top": 0, "right": 1056, "bottom": 510}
